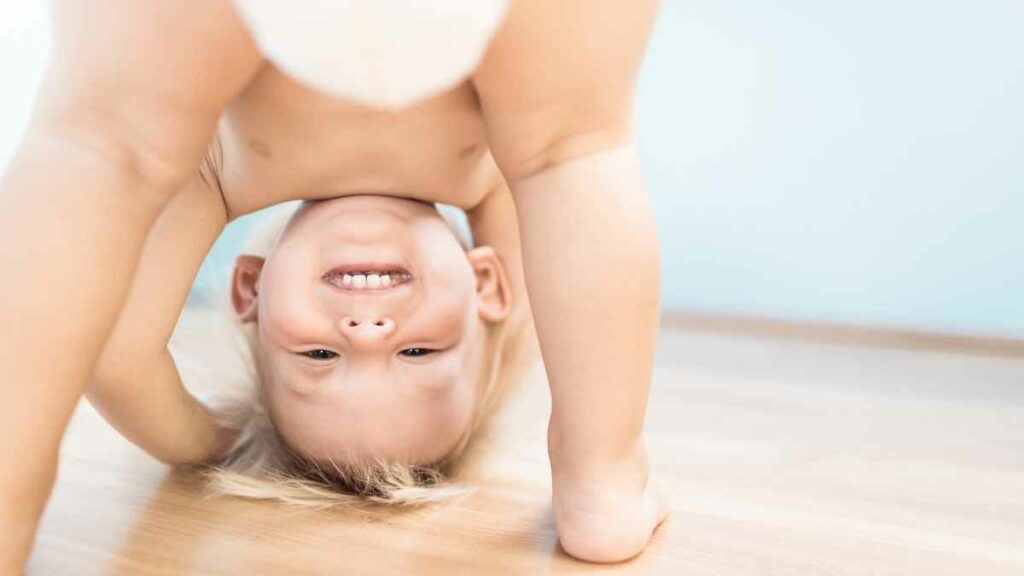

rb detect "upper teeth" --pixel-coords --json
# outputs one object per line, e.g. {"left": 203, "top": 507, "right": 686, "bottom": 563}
{"left": 338, "top": 271, "right": 406, "bottom": 290}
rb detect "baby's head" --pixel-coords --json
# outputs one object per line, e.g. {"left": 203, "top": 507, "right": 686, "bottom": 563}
{"left": 212, "top": 195, "right": 532, "bottom": 503}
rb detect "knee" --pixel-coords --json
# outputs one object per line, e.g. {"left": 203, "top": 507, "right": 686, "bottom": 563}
{"left": 30, "top": 85, "right": 219, "bottom": 200}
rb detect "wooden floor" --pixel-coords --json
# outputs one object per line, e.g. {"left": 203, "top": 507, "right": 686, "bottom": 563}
{"left": 30, "top": 317, "right": 1024, "bottom": 575}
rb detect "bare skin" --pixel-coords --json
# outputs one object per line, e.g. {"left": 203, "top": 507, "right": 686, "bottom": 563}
{"left": 0, "top": 0, "right": 667, "bottom": 569}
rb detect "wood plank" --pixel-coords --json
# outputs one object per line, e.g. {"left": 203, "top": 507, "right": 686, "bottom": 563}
{"left": 29, "top": 311, "right": 1024, "bottom": 574}
{"left": 662, "top": 311, "right": 1024, "bottom": 358}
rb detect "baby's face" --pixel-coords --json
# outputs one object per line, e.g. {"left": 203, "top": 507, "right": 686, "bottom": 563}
{"left": 237, "top": 196, "right": 501, "bottom": 466}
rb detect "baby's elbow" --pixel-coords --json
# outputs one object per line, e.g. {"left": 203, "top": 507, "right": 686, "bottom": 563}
{"left": 153, "top": 453, "right": 198, "bottom": 468}
{"left": 154, "top": 451, "right": 214, "bottom": 468}
{"left": 148, "top": 434, "right": 232, "bottom": 468}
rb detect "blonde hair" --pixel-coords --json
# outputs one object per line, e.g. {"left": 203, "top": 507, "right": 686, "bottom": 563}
{"left": 181, "top": 202, "right": 536, "bottom": 507}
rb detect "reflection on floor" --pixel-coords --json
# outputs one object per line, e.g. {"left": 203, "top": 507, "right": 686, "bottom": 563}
{"left": 31, "top": 313, "right": 1024, "bottom": 575}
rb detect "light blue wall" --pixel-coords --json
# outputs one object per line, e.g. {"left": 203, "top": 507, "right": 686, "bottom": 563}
{"left": 2, "top": 2, "right": 1022, "bottom": 336}
{"left": 640, "top": 1, "right": 1024, "bottom": 336}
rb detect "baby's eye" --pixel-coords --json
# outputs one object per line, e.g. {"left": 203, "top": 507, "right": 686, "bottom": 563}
{"left": 399, "top": 348, "right": 436, "bottom": 358}
{"left": 301, "top": 349, "right": 338, "bottom": 361}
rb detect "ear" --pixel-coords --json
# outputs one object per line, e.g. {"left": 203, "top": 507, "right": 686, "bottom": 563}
{"left": 231, "top": 254, "right": 265, "bottom": 323}
{"left": 465, "top": 246, "right": 512, "bottom": 323}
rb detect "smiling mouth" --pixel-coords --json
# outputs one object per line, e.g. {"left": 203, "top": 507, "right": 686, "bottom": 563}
{"left": 322, "top": 266, "right": 413, "bottom": 291}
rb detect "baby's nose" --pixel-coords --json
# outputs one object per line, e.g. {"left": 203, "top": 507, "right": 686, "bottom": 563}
{"left": 339, "top": 316, "right": 396, "bottom": 343}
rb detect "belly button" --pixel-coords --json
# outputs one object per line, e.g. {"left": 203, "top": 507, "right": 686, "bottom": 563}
{"left": 457, "top": 144, "right": 479, "bottom": 160}
{"left": 249, "top": 139, "right": 272, "bottom": 158}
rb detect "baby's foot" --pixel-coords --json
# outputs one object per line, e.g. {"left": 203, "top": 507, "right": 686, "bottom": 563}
{"left": 550, "top": 444, "right": 670, "bottom": 563}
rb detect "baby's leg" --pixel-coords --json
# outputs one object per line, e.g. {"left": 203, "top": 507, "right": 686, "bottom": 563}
{"left": 0, "top": 1, "right": 261, "bottom": 569}
{"left": 474, "top": 0, "right": 666, "bottom": 562}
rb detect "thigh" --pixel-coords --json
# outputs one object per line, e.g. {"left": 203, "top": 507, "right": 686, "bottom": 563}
{"left": 472, "top": 0, "right": 657, "bottom": 180}
{"left": 44, "top": 0, "right": 265, "bottom": 183}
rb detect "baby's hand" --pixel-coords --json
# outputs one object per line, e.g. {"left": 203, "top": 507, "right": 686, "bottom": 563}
{"left": 549, "top": 436, "right": 670, "bottom": 563}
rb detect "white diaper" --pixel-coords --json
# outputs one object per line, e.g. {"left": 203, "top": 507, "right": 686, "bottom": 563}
{"left": 233, "top": 0, "right": 509, "bottom": 109}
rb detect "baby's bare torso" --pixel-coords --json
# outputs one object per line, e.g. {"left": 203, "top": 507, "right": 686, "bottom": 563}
{"left": 214, "top": 65, "right": 502, "bottom": 216}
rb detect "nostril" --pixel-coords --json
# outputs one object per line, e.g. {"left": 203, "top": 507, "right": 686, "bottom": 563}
{"left": 373, "top": 320, "right": 385, "bottom": 327}
{"left": 348, "top": 320, "right": 359, "bottom": 327}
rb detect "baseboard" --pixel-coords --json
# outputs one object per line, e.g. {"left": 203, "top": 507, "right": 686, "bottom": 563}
{"left": 661, "top": 310, "right": 1024, "bottom": 358}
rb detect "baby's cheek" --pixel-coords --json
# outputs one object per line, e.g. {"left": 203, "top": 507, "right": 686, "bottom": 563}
{"left": 414, "top": 391, "right": 476, "bottom": 453}
{"left": 262, "top": 288, "right": 319, "bottom": 338}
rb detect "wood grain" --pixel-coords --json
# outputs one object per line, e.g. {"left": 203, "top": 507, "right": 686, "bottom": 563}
{"left": 662, "top": 311, "right": 1024, "bottom": 358}
{"left": 30, "top": 313, "right": 1024, "bottom": 575}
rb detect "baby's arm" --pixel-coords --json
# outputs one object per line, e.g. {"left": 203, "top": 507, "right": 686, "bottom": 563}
{"left": 473, "top": 0, "right": 666, "bottom": 563}
{"left": 88, "top": 170, "right": 231, "bottom": 465}
{"left": 466, "top": 182, "right": 528, "bottom": 309}
{"left": 0, "top": 0, "right": 260, "bottom": 569}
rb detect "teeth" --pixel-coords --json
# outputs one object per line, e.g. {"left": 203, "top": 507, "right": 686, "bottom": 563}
{"left": 332, "top": 270, "right": 406, "bottom": 290}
